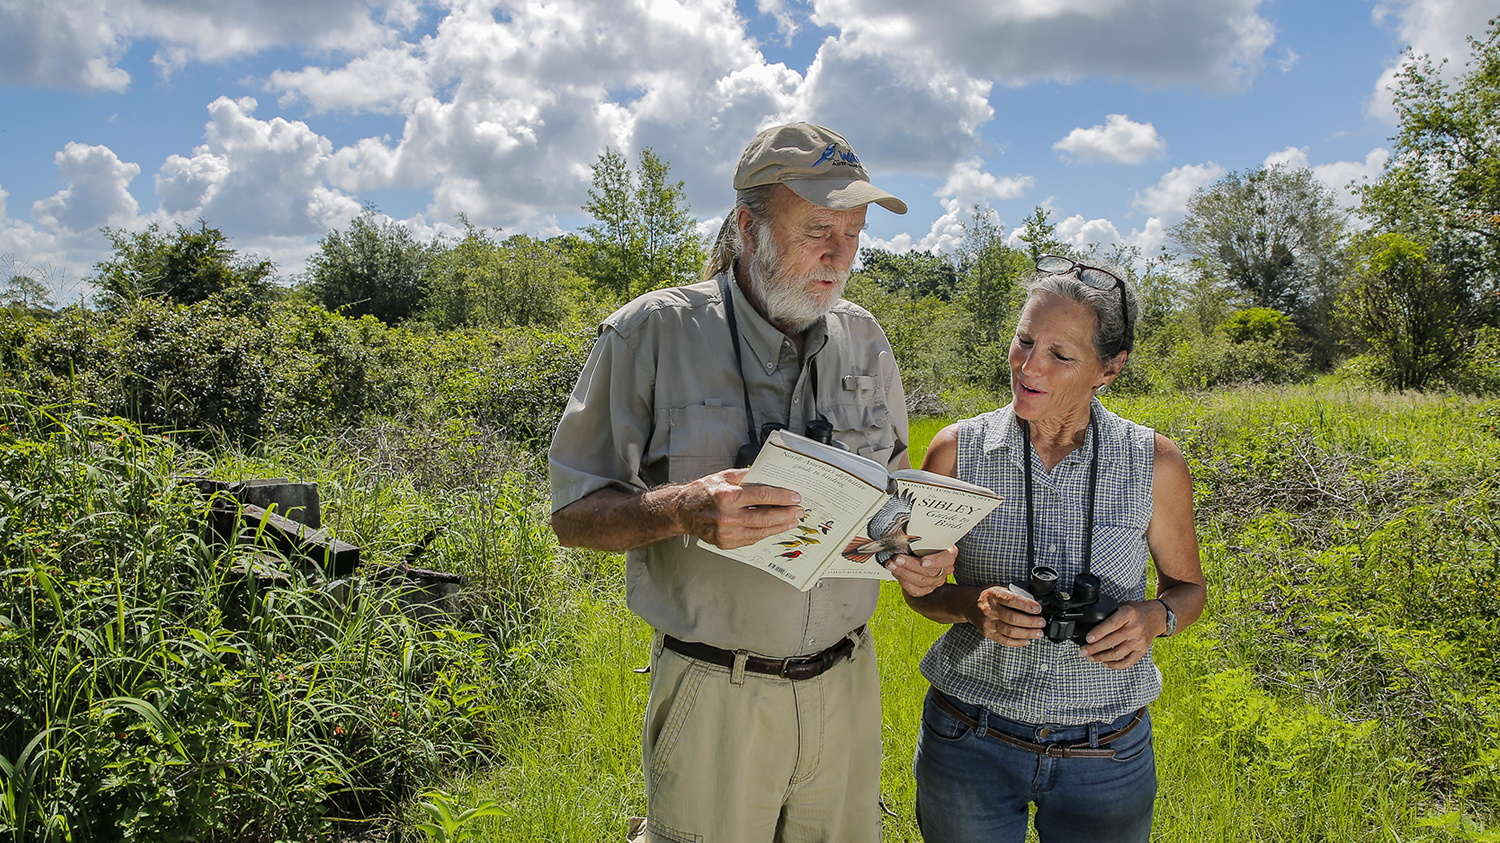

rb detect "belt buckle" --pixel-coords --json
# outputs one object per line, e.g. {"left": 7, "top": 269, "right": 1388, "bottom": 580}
{"left": 779, "top": 654, "right": 819, "bottom": 679}
{"left": 1044, "top": 743, "right": 1066, "bottom": 758}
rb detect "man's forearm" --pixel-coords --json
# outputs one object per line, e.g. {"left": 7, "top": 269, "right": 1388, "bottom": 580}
{"left": 551, "top": 486, "right": 691, "bottom": 552}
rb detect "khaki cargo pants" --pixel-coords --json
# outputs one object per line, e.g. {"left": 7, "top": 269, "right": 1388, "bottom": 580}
{"left": 636, "top": 628, "right": 882, "bottom": 843}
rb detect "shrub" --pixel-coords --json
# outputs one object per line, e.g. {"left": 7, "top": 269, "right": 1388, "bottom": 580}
{"left": 0, "top": 395, "right": 557, "bottom": 841}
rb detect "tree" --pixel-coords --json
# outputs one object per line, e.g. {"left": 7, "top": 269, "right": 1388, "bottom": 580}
{"left": 1, "top": 255, "right": 56, "bottom": 311}
{"left": 580, "top": 147, "right": 705, "bottom": 297}
{"left": 94, "top": 221, "right": 274, "bottom": 308}
{"left": 1169, "top": 165, "right": 1348, "bottom": 367}
{"left": 423, "top": 221, "right": 570, "bottom": 330}
{"left": 306, "top": 208, "right": 433, "bottom": 324}
{"left": 634, "top": 149, "right": 707, "bottom": 294}
{"left": 1359, "top": 17, "right": 1500, "bottom": 322}
{"left": 1016, "top": 206, "right": 1068, "bottom": 264}
{"left": 955, "top": 205, "right": 1030, "bottom": 345}
{"left": 854, "top": 248, "right": 958, "bottom": 301}
{"left": 1340, "top": 232, "right": 1471, "bottom": 390}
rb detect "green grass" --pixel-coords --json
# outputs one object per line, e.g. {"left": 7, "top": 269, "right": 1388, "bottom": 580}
{"left": 439, "top": 384, "right": 1500, "bottom": 842}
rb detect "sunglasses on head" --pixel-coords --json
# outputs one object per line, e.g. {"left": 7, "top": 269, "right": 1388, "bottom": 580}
{"left": 1036, "top": 255, "right": 1132, "bottom": 355}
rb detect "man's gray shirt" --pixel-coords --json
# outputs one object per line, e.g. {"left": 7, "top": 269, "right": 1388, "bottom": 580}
{"left": 548, "top": 272, "right": 909, "bottom": 657}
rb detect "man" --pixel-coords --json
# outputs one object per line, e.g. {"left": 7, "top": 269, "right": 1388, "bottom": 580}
{"left": 549, "top": 122, "right": 955, "bottom": 843}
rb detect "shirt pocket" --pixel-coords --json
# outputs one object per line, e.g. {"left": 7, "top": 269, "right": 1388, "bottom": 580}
{"left": 664, "top": 404, "right": 747, "bottom": 484}
{"left": 1090, "top": 521, "right": 1150, "bottom": 601}
{"left": 821, "top": 399, "right": 894, "bottom": 463}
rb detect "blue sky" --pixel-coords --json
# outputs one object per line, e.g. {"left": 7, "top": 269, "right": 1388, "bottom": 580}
{"left": 1, "top": 0, "right": 1495, "bottom": 302}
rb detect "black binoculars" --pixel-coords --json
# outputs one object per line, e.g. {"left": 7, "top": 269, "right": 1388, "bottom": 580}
{"left": 734, "top": 420, "right": 848, "bottom": 468}
{"left": 1013, "top": 566, "right": 1119, "bottom": 645}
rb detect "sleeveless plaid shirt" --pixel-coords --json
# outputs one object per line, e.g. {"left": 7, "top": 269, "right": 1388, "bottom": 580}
{"left": 918, "top": 399, "right": 1163, "bottom": 725}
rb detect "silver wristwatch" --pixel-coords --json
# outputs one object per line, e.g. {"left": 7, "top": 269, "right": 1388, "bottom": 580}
{"left": 1157, "top": 599, "right": 1177, "bottom": 637}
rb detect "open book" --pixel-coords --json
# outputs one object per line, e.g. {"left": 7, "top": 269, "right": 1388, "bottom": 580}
{"left": 702, "top": 429, "right": 1002, "bottom": 591}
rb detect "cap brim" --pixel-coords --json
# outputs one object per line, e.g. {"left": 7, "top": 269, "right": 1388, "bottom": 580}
{"left": 783, "top": 177, "right": 908, "bottom": 215}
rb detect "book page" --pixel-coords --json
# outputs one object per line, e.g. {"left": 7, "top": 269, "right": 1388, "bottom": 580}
{"left": 897, "top": 478, "right": 1002, "bottom": 555}
{"left": 822, "top": 474, "right": 1001, "bottom": 582}
{"left": 705, "top": 434, "right": 888, "bottom": 591}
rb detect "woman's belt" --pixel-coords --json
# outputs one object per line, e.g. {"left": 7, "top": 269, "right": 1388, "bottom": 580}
{"left": 933, "top": 689, "right": 1144, "bottom": 759}
{"left": 662, "top": 628, "right": 863, "bottom": 681}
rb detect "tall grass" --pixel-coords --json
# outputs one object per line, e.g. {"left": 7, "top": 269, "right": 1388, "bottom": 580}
{"left": 0, "top": 393, "right": 561, "bottom": 841}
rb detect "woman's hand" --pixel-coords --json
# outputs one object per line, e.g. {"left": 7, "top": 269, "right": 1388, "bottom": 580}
{"left": 969, "top": 585, "right": 1045, "bottom": 647}
{"left": 888, "top": 546, "right": 957, "bottom": 598}
{"left": 1078, "top": 600, "right": 1164, "bottom": 669}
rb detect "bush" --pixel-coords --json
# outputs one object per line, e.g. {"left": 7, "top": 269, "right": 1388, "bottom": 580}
{"left": 1150, "top": 330, "right": 1311, "bottom": 392}
{"left": 0, "top": 395, "right": 557, "bottom": 841}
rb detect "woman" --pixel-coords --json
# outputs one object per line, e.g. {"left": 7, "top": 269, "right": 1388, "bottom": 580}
{"left": 905, "top": 256, "right": 1205, "bottom": 843}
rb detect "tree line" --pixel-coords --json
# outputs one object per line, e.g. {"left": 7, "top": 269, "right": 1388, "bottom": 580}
{"left": 3, "top": 19, "right": 1499, "bottom": 445}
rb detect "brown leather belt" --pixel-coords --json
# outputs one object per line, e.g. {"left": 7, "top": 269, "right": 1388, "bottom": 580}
{"left": 933, "top": 689, "right": 1144, "bottom": 759}
{"left": 663, "top": 628, "right": 862, "bottom": 681}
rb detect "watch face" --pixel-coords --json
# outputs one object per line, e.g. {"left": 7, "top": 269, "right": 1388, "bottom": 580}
{"left": 1164, "top": 609, "right": 1177, "bottom": 637}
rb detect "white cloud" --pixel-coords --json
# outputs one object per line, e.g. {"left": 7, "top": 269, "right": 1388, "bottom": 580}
{"left": 1124, "top": 216, "right": 1170, "bottom": 256}
{"left": 918, "top": 197, "right": 969, "bottom": 253}
{"left": 1313, "top": 148, "right": 1391, "bottom": 207}
{"left": 861, "top": 230, "right": 915, "bottom": 254}
{"left": 0, "top": 0, "right": 413, "bottom": 90}
{"left": 1276, "top": 47, "right": 1300, "bottom": 73}
{"left": 756, "top": 0, "right": 802, "bottom": 44}
{"left": 153, "top": 97, "right": 361, "bottom": 237}
{"left": 1054, "top": 114, "right": 1167, "bottom": 164}
{"left": 1263, "top": 145, "right": 1391, "bottom": 206}
{"left": 1367, "top": 0, "right": 1497, "bottom": 121}
{"left": 1055, "top": 213, "right": 1124, "bottom": 252}
{"left": 0, "top": 0, "right": 129, "bottom": 90}
{"left": 936, "top": 159, "right": 1033, "bottom": 205}
{"left": 789, "top": 35, "right": 995, "bottom": 177}
{"left": 1133, "top": 162, "right": 1226, "bottom": 219}
{"left": 809, "top": 0, "right": 1277, "bottom": 91}
{"left": 32, "top": 143, "right": 141, "bottom": 233}
{"left": 1264, "top": 145, "right": 1310, "bottom": 168}
{"left": 271, "top": 45, "right": 433, "bottom": 115}
{"left": 265, "top": 0, "right": 811, "bottom": 228}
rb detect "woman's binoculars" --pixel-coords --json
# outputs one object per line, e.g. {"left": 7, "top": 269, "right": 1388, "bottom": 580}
{"left": 1012, "top": 566, "right": 1119, "bottom": 645}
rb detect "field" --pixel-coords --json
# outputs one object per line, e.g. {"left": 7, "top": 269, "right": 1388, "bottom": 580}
{"left": 3, "top": 383, "right": 1499, "bottom": 841}
{"left": 421, "top": 385, "right": 1500, "bottom": 842}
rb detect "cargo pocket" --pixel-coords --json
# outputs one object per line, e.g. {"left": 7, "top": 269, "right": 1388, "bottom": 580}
{"left": 664, "top": 404, "right": 747, "bottom": 483}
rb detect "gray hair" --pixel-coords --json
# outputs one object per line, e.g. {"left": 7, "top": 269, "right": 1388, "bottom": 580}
{"left": 703, "top": 184, "right": 783, "bottom": 279}
{"left": 1025, "top": 257, "right": 1138, "bottom": 360}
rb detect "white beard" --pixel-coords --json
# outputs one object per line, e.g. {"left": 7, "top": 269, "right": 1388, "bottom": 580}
{"left": 747, "top": 222, "right": 850, "bottom": 334}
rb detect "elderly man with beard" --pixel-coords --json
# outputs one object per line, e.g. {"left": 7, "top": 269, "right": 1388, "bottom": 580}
{"left": 549, "top": 123, "right": 955, "bottom": 843}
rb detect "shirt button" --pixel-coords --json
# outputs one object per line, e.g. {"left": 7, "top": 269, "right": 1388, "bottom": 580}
{"left": 808, "top": 639, "right": 817, "bottom": 646}
{"left": 1039, "top": 663, "right": 1050, "bottom": 672}
{"left": 1048, "top": 544, "right": 1058, "bottom": 553}
{"left": 765, "top": 362, "right": 774, "bottom": 371}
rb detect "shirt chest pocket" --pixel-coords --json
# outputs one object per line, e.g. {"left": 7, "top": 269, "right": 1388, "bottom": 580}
{"left": 663, "top": 404, "right": 747, "bottom": 484}
{"left": 821, "top": 399, "right": 894, "bottom": 464}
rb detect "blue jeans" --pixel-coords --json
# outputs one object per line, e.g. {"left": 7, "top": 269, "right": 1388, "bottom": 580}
{"left": 913, "top": 687, "right": 1156, "bottom": 843}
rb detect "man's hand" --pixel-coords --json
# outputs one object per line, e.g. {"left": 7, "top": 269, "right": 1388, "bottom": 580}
{"left": 1078, "top": 600, "right": 1162, "bottom": 670}
{"left": 669, "top": 468, "right": 804, "bottom": 550}
{"left": 969, "top": 585, "right": 1045, "bottom": 647}
{"left": 886, "top": 546, "right": 956, "bottom": 597}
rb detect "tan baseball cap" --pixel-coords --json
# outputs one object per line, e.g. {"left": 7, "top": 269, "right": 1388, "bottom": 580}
{"left": 733, "top": 123, "right": 908, "bottom": 215}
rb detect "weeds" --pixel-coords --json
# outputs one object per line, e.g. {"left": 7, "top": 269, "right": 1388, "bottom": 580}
{"left": 0, "top": 392, "right": 556, "bottom": 840}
